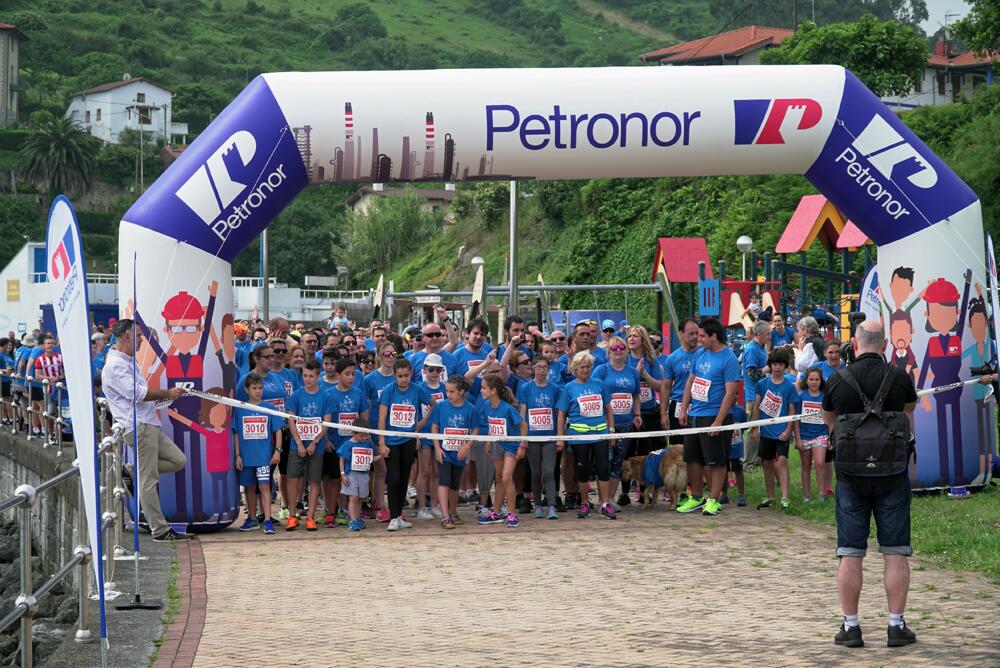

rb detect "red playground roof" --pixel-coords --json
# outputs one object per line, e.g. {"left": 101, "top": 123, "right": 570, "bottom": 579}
{"left": 836, "top": 220, "right": 872, "bottom": 250}
{"left": 775, "top": 195, "right": 846, "bottom": 254}
{"left": 651, "top": 238, "right": 712, "bottom": 283}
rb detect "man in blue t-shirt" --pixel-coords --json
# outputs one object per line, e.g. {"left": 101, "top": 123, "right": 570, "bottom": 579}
{"left": 742, "top": 321, "right": 771, "bottom": 407}
{"left": 660, "top": 319, "right": 700, "bottom": 446}
{"left": 677, "top": 318, "right": 740, "bottom": 516}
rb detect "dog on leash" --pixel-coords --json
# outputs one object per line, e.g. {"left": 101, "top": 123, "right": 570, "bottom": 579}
{"left": 623, "top": 447, "right": 686, "bottom": 510}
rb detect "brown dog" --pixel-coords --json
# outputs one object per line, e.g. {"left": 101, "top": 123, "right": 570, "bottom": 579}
{"left": 624, "top": 448, "right": 686, "bottom": 510}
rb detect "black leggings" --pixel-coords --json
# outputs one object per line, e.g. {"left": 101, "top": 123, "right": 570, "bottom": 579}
{"left": 385, "top": 440, "right": 417, "bottom": 519}
{"left": 571, "top": 440, "right": 610, "bottom": 483}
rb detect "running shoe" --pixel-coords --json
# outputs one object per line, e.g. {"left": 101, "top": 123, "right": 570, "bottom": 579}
{"left": 336, "top": 509, "right": 349, "bottom": 525}
{"left": 517, "top": 497, "right": 532, "bottom": 515}
{"left": 824, "top": 487, "right": 834, "bottom": 497}
{"left": 617, "top": 493, "right": 631, "bottom": 508}
{"left": 458, "top": 492, "right": 471, "bottom": 506}
{"left": 737, "top": 495, "right": 747, "bottom": 507}
{"left": 431, "top": 506, "right": 443, "bottom": 519}
{"left": 506, "top": 513, "right": 519, "bottom": 528}
{"left": 278, "top": 507, "right": 290, "bottom": 521}
{"left": 375, "top": 507, "right": 390, "bottom": 523}
{"left": 834, "top": 624, "right": 864, "bottom": 648}
{"left": 477, "top": 511, "right": 505, "bottom": 525}
{"left": 417, "top": 507, "right": 435, "bottom": 520}
{"left": 600, "top": 503, "right": 617, "bottom": 520}
{"left": 676, "top": 496, "right": 706, "bottom": 513}
{"left": 407, "top": 485, "right": 417, "bottom": 500}
{"left": 296, "top": 501, "right": 306, "bottom": 517}
{"left": 887, "top": 620, "right": 917, "bottom": 647}
{"left": 387, "top": 518, "right": 401, "bottom": 532}
{"left": 803, "top": 497, "right": 812, "bottom": 504}
{"left": 397, "top": 516, "right": 413, "bottom": 529}
{"left": 238, "top": 518, "right": 259, "bottom": 532}
{"left": 477, "top": 506, "right": 492, "bottom": 520}
{"left": 286, "top": 517, "right": 299, "bottom": 531}
{"left": 441, "top": 517, "right": 455, "bottom": 530}
{"left": 718, "top": 492, "right": 730, "bottom": 505}
{"left": 577, "top": 502, "right": 591, "bottom": 519}
{"left": 702, "top": 498, "right": 721, "bottom": 516}
{"left": 532, "top": 505, "right": 545, "bottom": 519}
{"left": 152, "top": 529, "right": 192, "bottom": 542}
{"left": 323, "top": 514, "right": 335, "bottom": 528}
{"left": 756, "top": 499, "right": 772, "bottom": 510}
{"left": 780, "top": 497, "right": 790, "bottom": 510}
{"left": 256, "top": 511, "right": 265, "bottom": 524}
{"left": 555, "top": 497, "right": 567, "bottom": 513}
{"left": 547, "top": 505, "right": 558, "bottom": 520}
{"left": 348, "top": 519, "right": 364, "bottom": 532}
{"left": 262, "top": 519, "right": 276, "bottom": 534}
{"left": 305, "top": 517, "right": 317, "bottom": 531}
{"left": 450, "top": 513, "right": 464, "bottom": 526}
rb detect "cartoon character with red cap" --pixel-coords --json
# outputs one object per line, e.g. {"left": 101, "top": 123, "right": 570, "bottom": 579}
{"left": 917, "top": 270, "right": 972, "bottom": 487}
{"left": 134, "top": 281, "right": 218, "bottom": 522}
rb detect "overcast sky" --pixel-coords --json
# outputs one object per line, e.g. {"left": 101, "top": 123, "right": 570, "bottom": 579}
{"left": 921, "top": 0, "right": 970, "bottom": 35}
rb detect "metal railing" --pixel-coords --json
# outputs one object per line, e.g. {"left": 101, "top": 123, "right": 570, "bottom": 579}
{"left": 0, "top": 391, "right": 127, "bottom": 668}
{"left": 2, "top": 372, "right": 67, "bottom": 457}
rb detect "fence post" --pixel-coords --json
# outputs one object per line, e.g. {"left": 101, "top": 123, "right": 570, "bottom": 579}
{"left": 55, "top": 383, "right": 64, "bottom": 458}
{"left": 15, "top": 484, "right": 37, "bottom": 668}
{"left": 74, "top": 484, "right": 92, "bottom": 643}
{"left": 8, "top": 373, "right": 16, "bottom": 436}
{"left": 40, "top": 379, "right": 50, "bottom": 447}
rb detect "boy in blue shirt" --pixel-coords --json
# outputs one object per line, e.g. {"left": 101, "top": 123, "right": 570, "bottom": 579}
{"left": 338, "top": 414, "right": 380, "bottom": 531}
{"left": 285, "top": 360, "right": 334, "bottom": 531}
{"left": 232, "top": 374, "right": 284, "bottom": 534}
{"left": 323, "top": 357, "right": 370, "bottom": 527}
{"left": 750, "top": 349, "right": 799, "bottom": 510}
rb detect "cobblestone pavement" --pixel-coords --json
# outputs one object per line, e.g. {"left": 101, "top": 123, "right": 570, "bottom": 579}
{"left": 191, "top": 503, "right": 1000, "bottom": 667}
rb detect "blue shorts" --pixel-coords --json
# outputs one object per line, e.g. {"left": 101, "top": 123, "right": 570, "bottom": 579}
{"left": 728, "top": 432, "right": 744, "bottom": 460}
{"left": 238, "top": 465, "right": 270, "bottom": 488}
{"left": 835, "top": 475, "right": 912, "bottom": 558}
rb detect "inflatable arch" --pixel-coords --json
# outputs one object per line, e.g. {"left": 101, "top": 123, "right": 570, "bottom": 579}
{"left": 118, "top": 66, "right": 988, "bottom": 530}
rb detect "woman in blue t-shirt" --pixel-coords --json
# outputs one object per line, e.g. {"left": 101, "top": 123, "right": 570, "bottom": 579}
{"left": 557, "top": 350, "right": 615, "bottom": 520}
{"left": 516, "top": 355, "right": 561, "bottom": 519}
{"left": 478, "top": 375, "right": 526, "bottom": 527}
{"left": 794, "top": 367, "right": 831, "bottom": 502}
{"left": 363, "top": 341, "right": 399, "bottom": 523}
{"left": 592, "top": 337, "right": 642, "bottom": 513}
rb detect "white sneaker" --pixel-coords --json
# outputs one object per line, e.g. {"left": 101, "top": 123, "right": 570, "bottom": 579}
{"left": 417, "top": 507, "right": 435, "bottom": 520}
{"left": 397, "top": 516, "right": 413, "bottom": 529}
{"left": 477, "top": 506, "right": 492, "bottom": 519}
{"left": 387, "top": 518, "right": 400, "bottom": 532}
{"left": 430, "top": 506, "right": 443, "bottom": 519}
{"left": 406, "top": 485, "right": 417, "bottom": 499}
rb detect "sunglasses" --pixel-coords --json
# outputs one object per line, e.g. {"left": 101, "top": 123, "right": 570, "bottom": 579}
{"left": 382, "top": 351, "right": 397, "bottom": 358}
{"left": 168, "top": 325, "right": 200, "bottom": 334}
{"left": 272, "top": 348, "right": 287, "bottom": 354}
{"left": 516, "top": 360, "right": 532, "bottom": 366}
{"left": 253, "top": 337, "right": 267, "bottom": 342}
{"left": 550, "top": 336, "right": 566, "bottom": 342}
{"left": 360, "top": 359, "right": 374, "bottom": 365}
{"left": 609, "top": 344, "right": 626, "bottom": 352}
{"left": 424, "top": 332, "right": 443, "bottom": 338}
{"left": 343, "top": 340, "right": 357, "bottom": 346}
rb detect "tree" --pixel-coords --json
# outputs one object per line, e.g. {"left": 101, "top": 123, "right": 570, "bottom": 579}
{"left": 0, "top": 197, "right": 44, "bottom": 271}
{"left": 348, "top": 192, "right": 442, "bottom": 280}
{"left": 19, "top": 118, "right": 99, "bottom": 197}
{"left": 760, "top": 15, "right": 927, "bottom": 97}
{"left": 173, "top": 83, "right": 230, "bottom": 134}
{"left": 953, "top": 0, "right": 1000, "bottom": 54}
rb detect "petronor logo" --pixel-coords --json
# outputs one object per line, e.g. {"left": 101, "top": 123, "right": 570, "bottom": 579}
{"left": 848, "top": 114, "right": 938, "bottom": 189}
{"left": 176, "top": 131, "right": 257, "bottom": 224}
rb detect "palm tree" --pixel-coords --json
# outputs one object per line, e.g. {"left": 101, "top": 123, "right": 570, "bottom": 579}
{"left": 20, "top": 117, "right": 98, "bottom": 197}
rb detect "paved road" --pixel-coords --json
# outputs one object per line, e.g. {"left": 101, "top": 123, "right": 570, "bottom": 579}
{"left": 189, "top": 504, "right": 999, "bottom": 667}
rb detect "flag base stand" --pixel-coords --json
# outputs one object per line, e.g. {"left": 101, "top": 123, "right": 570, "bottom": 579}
{"left": 947, "top": 486, "right": 971, "bottom": 499}
{"left": 115, "top": 593, "right": 162, "bottom": 610}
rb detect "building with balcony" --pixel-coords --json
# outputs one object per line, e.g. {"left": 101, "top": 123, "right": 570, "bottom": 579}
{"left": 65, "top": 74, "right": 188, "bottom": 145}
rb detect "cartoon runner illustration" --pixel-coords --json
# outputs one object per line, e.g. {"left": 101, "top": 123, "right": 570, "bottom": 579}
{"left": 888, "top": 310, "right": 917, "bottom": 385}
{"left": 876, "top": 266, "right": 921, "bottom": 322}
{"left": 134, "top": 281, "right": 219, "bottom": 521}
{"left": 962, "top": 291, "right": 994, "bottom": 486}
{"left": 917, "top": 271, "right": 972, "bottom": 487}
{"left": 210, "top": 313, "right": 238, "bottom": 398}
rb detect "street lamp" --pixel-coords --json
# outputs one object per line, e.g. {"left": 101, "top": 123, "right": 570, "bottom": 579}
{"left": 736, "top": 235, "right": 753, "bottom": 281}
{"left": 470, "top": 256, "right": 484, "bottom": 270}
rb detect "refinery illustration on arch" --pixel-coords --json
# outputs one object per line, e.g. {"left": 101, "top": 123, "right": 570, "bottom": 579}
{"left": 291, "top": 102, "right": 526, "bottom": 185}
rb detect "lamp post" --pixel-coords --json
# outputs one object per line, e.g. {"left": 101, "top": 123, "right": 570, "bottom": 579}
{"left": 737, "top": 235, "right": 753, "bottom": 281}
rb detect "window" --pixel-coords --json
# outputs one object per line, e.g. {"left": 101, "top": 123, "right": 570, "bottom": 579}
{"left": 96, "top": 108, "right": 101, "bottom": 121}
{"left": 913, "top": 74, "right": 922, "bottom": 93}
{"left": 139, "top": 108, "right": 150, "bottom": 125}
{"left": 85, "top": 110, "right": 90, "bottom": 123}
{"left": 938, "top": 74, "right": 946, "bottom": 96}
{"left": 136, "top": 92, "right": 146, "bottom": 103}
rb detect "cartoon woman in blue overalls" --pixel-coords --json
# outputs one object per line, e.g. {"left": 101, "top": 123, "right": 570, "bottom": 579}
{"left": 917, "top": 271, "right": 971, "bottom": 487}
{"left": 962, "top": 293, "right": 993, "bottom": 485}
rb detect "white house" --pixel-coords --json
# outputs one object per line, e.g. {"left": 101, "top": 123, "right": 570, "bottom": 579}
{"left": 0, "top": 242, "right": 48, "bottom": 336}
{"left": 65, "top": 75, "right": 188, "bottom": 145}
{"left": 882, "top": 41, "right": 996, "bottom": 110}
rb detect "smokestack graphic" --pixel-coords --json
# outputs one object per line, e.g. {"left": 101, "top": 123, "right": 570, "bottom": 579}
{"left": 443, "top": 133, "right": 455, "bottom": 182}
{"left": 343, "top": 102, "right": 355, "bottom": 181}
{"left": 399, "top": 137, "right": 411, "bottom": 180}
{"left": 422, "top": 112, "right": 435, "bottom": 179}
{"left": 332, "top": 147, "right": 343, "bottom": 181}
{"left": 370, "top": 128, "right": 380, "bottom": 180}
{"left": 292, "top": 125, "right": 313, "bottom": 180}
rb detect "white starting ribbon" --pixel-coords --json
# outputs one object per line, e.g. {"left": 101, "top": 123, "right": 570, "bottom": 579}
{"left": 179, "top": 378, "right": 983, "bottom": 444}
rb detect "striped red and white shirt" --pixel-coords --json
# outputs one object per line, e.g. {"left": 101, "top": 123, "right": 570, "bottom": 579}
{"left": 34, "top": 353, "right": 64, "bottom": 388}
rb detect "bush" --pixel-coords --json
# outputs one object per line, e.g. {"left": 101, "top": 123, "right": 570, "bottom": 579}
{"left": 0, "top": 129, "right": 31, "bottom": 152}
{"left": 75, "top": 210, "right": 119, "bottom": 234}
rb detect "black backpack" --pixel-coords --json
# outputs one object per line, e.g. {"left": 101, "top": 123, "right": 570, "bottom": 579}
{"left": 832, "top": 367, "right": 912, "bottom": 477}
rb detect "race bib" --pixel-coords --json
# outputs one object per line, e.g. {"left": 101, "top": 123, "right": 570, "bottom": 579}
{"left": 674, "top": 401, "right": 683, "bottom": 418}
{"left": 610, "top": 393, "right": 633, "bottom": 416}
{"left": 801, "top": 400, "right": 823, "bottom": 425}
{"left": 488, "top": 417, "right": 507, "bottom": 436}
{"left": 267, "top": 398, "right": 285, "bottom": 413}
{"left": 296, "top": 419, "right": 322, "bottom": 441}
{"left": 242, "top": 415, "right": 269, "bottom": 440}
{"left": 467, "top": 360, "right": 484, "bottom": 374}
{"left": 337, "top": 412, "right": 358, "bottom": 437}
{"left": 254, "top": 465, "right": 270, "bottom": 482}
{"left": 760, "top": 390, "right": 782, "bottom": 418}
{"left": 442, "top": 427, "right": 468, "bottom": 451}
{"left": 577, "top": 393, "right": 603, "bottom": 418}
{"left": 528, "top": 408, "right": 553, "bottom": 431}
{"left": 639, "top": 382, "right": 653, "bottom": 404}
{"left": 351, "top": 446, "right": 373, "bottom": 472}
{"left": 691, "top": 377, "right": 711, "bottom": 403}
{"left": 389, "top": 403, "right": 416, "bottom": 428}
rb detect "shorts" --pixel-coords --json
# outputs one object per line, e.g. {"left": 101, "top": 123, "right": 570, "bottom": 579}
{"left": 682, "top": 415, "right": 732, "bottom": 467}
{"left": 238, "top": 465, "right": 271, "bottom": 488}
{"left": 728, "top": 430, "right": 744, "bottom": 460}
{"left": 835, "top": 475, "right": 912, "bottom": 558}
{"left": 341, "top": 470, "right": 370, "bottom": 497}
{"left": 322, "top": 447, "right": 342, "bottom": 478}
{"left": 437, "top": 460, "right": 464, "bottom": 490}
{"left": 30, "top": 387, "right": 43, "bottom": 402}
{"left": 666, "top": 400, "right": 684, "bottom": 446}
{"left": 758, "top": 436, "right": 789, "bottom": 461}
{"left": 277, "top": 432, "right": 290, "bottom": 475}
{"left": 486, "top": 442, "right": 508, "bottom": 460}
{"left": 287, "top": 449, "right": 323, "bottom": 482}
{"left": 727, "top": 458, "right": 743, "bottom": 473}
{"left": 1, "top": 383, "right": 10, "bottom": 399}
{"left": 803, "top": 435, "right": 830, "bottom": 449}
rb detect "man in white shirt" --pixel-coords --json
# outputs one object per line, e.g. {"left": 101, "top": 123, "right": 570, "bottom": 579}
{"left": 102, "top": 319, "right": 189, "bottom": 542}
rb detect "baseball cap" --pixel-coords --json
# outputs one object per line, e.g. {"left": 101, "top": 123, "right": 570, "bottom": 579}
{"left": 601, "top": 319, "right": 615, "bottom": 331}
{"left": 423, "top": 353, "right": 446, "bottom": 370}
{"left": 91, "top": 333, "right": 106, "bottom": 342}
{"left": 21, "top": 334, "right": 36, "bottom": 346}
{"left": 619, "top": 319, "right": 628, "bottom": 329}
{"left": 923, "top": 278, "right": 960, "bottom": 304}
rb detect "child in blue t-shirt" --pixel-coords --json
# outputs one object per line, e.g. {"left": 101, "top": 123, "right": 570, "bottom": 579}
{"left": 727, "top": 404, "right": 747, "bottom": 507}
{"left": 478, "top": 374, "right": 526, "bottom": 527}
{"left": 794, "top": 367, "right": 831, "bottom": 502}
{"left": 285, "top": 361, "right": 335, "bottom": 531}
{"left": 324, "top": 357, "right": 370, "bottom": 527}
{"left": 750, "top": 350, "right": 799, "bottom": 510}
{"left": 429, "top": 376, "right": 480, "bottom": 529}
{"left": 415, "top": 360, "right": 447, "bottom": 520}
{"left": 338, "top": 414, "right": 381, "bottom": 531}
{"left": 232, "top": 373, "right": 284, "bottom": 534}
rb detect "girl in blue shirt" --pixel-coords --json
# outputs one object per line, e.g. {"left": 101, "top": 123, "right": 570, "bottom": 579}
{"left": 478, "top": 374, "right": 526, "bottom": 527}
{"left": 364, "top": 341, "right": 398, "bottom": 523}
{"left": 557, "top": 350, "right": 615, "bottom": 520}
{"left": 378, "top": 357, "right": 434, "bottom": 530}
{"left": 794, "top": 367, "right": 831, "bottom": 502}
{"left": 517, "top": 356, "right": 561, "bottom": 519}
{"left": 593, "top": 337, "right": 642, "bottom": 512}
{"left": 750, "top": 350, "right": 799, "bottom": 510}
{"left": 415, "top": 359, "right": 447, "bottom": 519}
{"left": 429, "top": 376, "right": 480, "bottom": 529}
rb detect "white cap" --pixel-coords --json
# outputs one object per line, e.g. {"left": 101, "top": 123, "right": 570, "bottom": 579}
{"left": 423, "top": 353, "right": 446, "bottom": 370}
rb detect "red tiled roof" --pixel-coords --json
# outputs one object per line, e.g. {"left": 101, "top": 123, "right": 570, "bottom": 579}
{"left": 638, "top": 25, "right": 794, "bottom": 64}
{"left": 0, "top": 23, "right": 28, "bottom": 40}
{"left": 72, "top": 76, "right": 173, "bottom": 98}
{"left": 927, "top": 50, "right": 997, "bottom": 69}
